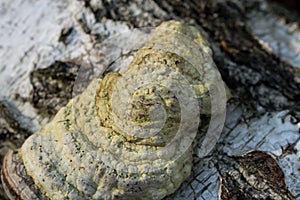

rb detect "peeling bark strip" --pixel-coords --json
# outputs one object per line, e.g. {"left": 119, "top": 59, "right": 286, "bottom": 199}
{"left": 153, "top": 0, "right": 300, "bottom": 111}
{"left": 218, "top": 151, "right": 295, "bottom": 200}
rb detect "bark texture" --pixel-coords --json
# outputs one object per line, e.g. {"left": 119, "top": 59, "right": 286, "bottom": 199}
{"left": 0, "top": 0, "right": 300, "bottom": 199}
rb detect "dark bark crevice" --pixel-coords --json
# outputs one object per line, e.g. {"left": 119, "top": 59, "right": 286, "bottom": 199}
{"left": 154, "top": 0, "right": 300, "bottom": 112}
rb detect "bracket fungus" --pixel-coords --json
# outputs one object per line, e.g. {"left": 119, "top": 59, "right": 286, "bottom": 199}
{"left": 1, "top": 21, "right": 227, "bottom": 200}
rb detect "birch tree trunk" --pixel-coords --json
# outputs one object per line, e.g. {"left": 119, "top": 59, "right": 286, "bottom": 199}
{"left": 0, "top": 0, "right": 300, "bottom": 199}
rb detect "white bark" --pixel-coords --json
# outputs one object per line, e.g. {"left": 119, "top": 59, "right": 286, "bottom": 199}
{"left": 0, "top": 0, "right": 299, "bottom": 199}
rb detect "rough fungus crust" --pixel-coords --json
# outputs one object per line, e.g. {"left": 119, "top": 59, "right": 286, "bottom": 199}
{"left": 2, "top": 21, "right": 225, "bottom": 200}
